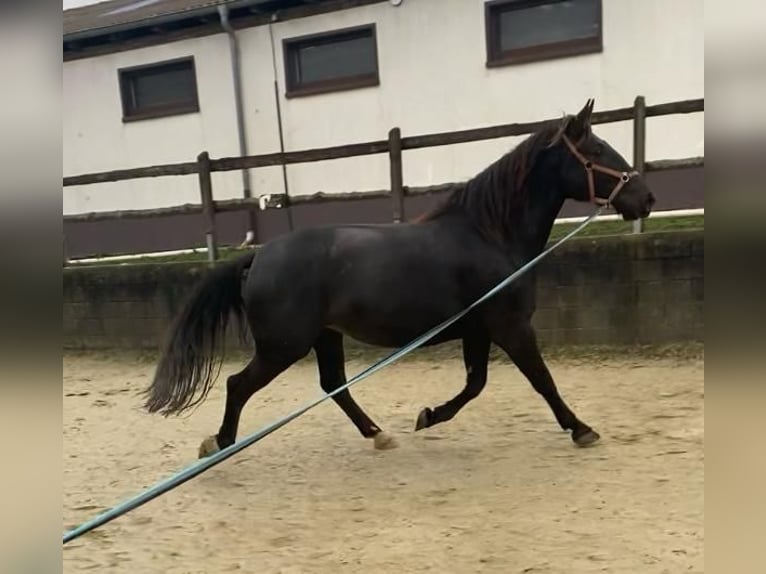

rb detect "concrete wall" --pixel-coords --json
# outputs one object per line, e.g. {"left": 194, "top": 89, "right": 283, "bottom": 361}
{"left": 63, "top": 0, "right": 704, "bottom": 215}
{"left": 531, "top": 230, "right": 704, "bottom": 345}
{"left": 63, "top": 230, "right": 704, "bottom": 351}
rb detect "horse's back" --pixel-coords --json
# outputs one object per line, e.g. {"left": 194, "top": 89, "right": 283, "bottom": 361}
{"left": 240, "top": 220, "right": 531, "bottom": 348}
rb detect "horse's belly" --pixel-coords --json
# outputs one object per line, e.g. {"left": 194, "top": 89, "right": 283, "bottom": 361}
{"left": 327, "top": 324, "right": 459, "bottom": 349}
{"left": 326, "top": 300, "right": 466, "bottom": 348}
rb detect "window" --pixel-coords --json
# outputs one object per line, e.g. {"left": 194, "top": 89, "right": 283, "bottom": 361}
{"left": 118, "top": 57, "right": 200, "bottom": 121}
{"left": 485, "top": 0, "right": 602, "bottom": 67}
{"left": 283, "top": 24, "right": 379, "bottom": 97}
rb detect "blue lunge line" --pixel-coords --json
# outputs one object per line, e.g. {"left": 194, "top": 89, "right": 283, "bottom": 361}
{"left": 63, "top": 207, "right": 605, "bottom": 545}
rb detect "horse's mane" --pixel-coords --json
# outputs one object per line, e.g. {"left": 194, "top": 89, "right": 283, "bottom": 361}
{"left": 415, "top": 116, "right": 570, "bottom": 244}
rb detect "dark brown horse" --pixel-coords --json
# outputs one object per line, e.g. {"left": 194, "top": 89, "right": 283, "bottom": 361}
{"left": 144, "top": 100, "right": 655, "bottom": 457}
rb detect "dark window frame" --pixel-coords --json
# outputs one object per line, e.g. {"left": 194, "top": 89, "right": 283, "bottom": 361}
{"left": 282, "top": 24, "right": 380, "bottom": 98}
{"left": 118, "top": 56, "right": 200, "bottom": 122}
{"left": 485, "top": 0, "right": 603, "bottom": 68}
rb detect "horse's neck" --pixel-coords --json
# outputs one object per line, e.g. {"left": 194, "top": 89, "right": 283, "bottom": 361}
{"left": 515, "top": 172, "right": 564, "bottom": 259}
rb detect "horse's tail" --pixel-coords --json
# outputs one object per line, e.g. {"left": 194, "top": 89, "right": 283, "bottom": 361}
{"left": 144, "top": 252, "right": 255, "bottom": 416}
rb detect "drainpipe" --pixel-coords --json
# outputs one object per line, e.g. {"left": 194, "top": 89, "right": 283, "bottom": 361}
{"left": 218, "top": 3, "right": 257, "bottom": 245}
{"left": 268, "top": 18, "right": 294, "bottom": 232}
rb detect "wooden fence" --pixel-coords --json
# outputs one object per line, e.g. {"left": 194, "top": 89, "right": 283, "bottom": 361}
{"left": 63, "top": 96, "right": 704, "bottom": 261}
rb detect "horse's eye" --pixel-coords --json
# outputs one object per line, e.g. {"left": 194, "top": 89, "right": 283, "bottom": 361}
{"left": 594, "top": 143, "right": 604, "bottom": 156}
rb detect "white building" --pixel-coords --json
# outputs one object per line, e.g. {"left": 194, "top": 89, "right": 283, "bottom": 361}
{"left": 63, "top": 0, "right": 704, "bottom": 256}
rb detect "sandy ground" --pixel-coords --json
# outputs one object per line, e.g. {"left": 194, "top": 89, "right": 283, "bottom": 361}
{"left": 63, "top": 351, "right": 703, "bottom": 573}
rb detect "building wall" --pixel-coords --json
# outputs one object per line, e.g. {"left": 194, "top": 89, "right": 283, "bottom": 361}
{"left": 266, "top": 0, "right": 704, "bottom": 197}
{"left": 63, "top": 0, "right": 704, "bottom": 217}
{"left": 63, "top": 34, "right": 247, "bottom": 214}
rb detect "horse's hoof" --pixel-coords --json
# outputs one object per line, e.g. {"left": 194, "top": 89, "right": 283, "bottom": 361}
{"left": 198, "top": 435, "right": 221, "bottom": 458}
{"left": 373, "top": 431, "right": 399, "bottom": 450}
{"left": 573, "top": 428, "right": 601, "bottom": 447}
{"left": 415, "top": 407, "right": 432, "bottom": 431}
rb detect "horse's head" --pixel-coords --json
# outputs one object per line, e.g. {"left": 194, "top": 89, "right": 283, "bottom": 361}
{"left": 552, "top": 99, "right": 655, "bottom": 220}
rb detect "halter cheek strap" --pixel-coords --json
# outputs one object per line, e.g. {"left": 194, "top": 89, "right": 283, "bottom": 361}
{"left": 561, "top": 135, "right": 639, "bottom": 207}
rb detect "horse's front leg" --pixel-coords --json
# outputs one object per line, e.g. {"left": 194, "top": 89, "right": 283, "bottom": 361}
{"left": 492, "top": 320, "right": 600, "bottom": 447}
{"left": 415, "top": 332, "right": 491, "bottom": 430}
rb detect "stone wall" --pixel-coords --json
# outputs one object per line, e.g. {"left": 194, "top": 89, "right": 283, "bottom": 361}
{"left": 63, "top": 230, "right": 703, "bottom": 351}
{"left": 531, "top": 230, "right": 703, "bottom": 345}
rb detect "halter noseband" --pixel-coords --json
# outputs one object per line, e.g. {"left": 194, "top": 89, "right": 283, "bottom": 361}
{"left": 561, "top": 134, "right": 639, "bottom": 207}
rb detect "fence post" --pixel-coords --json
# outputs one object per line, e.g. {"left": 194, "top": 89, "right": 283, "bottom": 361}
{"left": 197, "top": 151, "right": 218, "bottom": 263}
{"left": 632, "top": 95, "right": 646, "bottom": 234}
{"left": 388, "top": 127, "right": 404, "bottom": 223}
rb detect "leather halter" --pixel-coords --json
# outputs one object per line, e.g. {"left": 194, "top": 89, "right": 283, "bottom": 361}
{"left": 561, "top": 134, "right": 639, "bottom": 207}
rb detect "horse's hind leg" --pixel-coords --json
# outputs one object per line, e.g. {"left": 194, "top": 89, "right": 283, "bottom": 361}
{"left": 415, "top": 332, "right": 491, "bottom": 430}
{"left": 198, "top": 353, "right": 293, "bottom": 458}
{"left": 494, "top": 321, "right": 599, "bottom": 447}
{"left": 314, "top": 329, "right": 397, "bottom": 450}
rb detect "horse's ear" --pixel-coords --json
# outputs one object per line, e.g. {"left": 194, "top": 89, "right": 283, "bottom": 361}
{"left": 566, "top": 98, "right": 595, "bottom": 140}
{"left": 580, "top": 98, "right": 595, "bottom": 123}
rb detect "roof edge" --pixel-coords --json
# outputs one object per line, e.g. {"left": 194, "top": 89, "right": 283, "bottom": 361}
{"left": 63, "top": 0, "right": 389, "bottom": 62}
{"left": 63, "top": 0, "right": 258, "bottom": 42}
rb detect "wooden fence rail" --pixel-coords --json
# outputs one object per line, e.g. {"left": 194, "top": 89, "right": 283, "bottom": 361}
{"left": 63, "top": 96, "right": 704, "bottom": 260}
{"left": 63, "top": 162, "right": 199, "bottom": 187}
{"left": 61, "top": 155, "right": 704, "bottom": 225}
{"left": 63, "top": 97, "right": 703, "bottom": 187}
{"left": 645, "top": 157, "right": 704, "bottom": 171}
